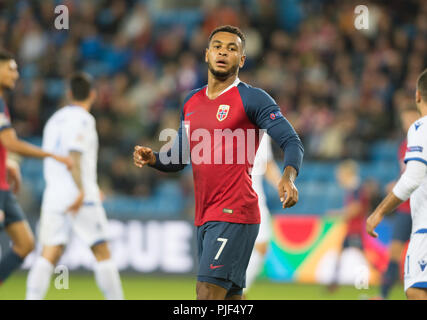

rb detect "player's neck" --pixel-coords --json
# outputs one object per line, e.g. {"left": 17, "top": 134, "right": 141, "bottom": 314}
{"left": 419, "top": 104, "right": 427, "bottom": 118}
{"left": 70, "top": 100, "right": 91, "bottom": 112}
{"left": 207, "top": 72, "right": 238, "bottom": 100}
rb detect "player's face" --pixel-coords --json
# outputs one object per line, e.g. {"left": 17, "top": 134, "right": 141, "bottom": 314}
{"left": 336, "top": 168, "right": 355, "bottom": 189}
{"left": 0, "top": 59, "right": 19, "bottom": 90}
{"left": 205, "top": 32, "right": 245, "bottom": 79}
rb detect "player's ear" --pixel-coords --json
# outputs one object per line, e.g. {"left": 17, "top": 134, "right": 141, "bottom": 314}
{"left": 90, "top": 89, "right": 97, "bottom": 102}
{"left": 204, "top": 48, "right": 209, "bottom": 63}
{"left": 239, "top": 54, "right": 246, "bottom": 69}
{"left": 66, "top": 89, "right": 72, "bottom": 102}
{"left": 416, "top": 89, "right": 421, "bottom": 104}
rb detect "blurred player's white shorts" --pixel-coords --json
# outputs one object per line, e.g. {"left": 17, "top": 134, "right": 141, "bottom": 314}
{"left": 404, "top": 230, "right": 427, "bottom": 292}
{"left": 256, "top": 204, "right": 271, "bottom": 244}
{"left": 38, "top": 203, "right": 109, "bottom": 247}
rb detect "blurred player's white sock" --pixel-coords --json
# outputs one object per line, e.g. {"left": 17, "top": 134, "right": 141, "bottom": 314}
{"left": 94, "top": 259, "right": 124, "bottom": 300}
{"left": 244, "top": 249, "right": 264, "bottom": 293}
{"left": 26, "top": 256, "right": 54, "bottom": 300}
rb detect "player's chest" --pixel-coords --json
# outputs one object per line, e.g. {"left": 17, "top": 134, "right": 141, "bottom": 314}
{"left": 184, "top": 91, "right": 252, "bottom": 133}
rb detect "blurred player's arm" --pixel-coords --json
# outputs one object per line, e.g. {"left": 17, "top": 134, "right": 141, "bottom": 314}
{"left": 367, "top": 160, "right": 426, "bottom": 237}
{"left": 327, "top": 196, "right": 363, "bottom": 220}
{"left": 265, "top": 159, "right": 281, "bottom": 187}
{"left": 67, "top": 151, "right": 84, "bottom": 214}
{"left": 6, "top": 157, "right": 21, "bottom": 194}
{"left": 0, "top": 127, "right": 72, "bottom": 168}
{"left": 335, "top": 201, "right": 363, "bottom": 221}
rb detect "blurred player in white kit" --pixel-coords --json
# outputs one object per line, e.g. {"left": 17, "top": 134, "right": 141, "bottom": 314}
{"left": 244, "top": 134, "right": 282, "bottom": 297}
{"left": 26, "top": 72, "right": 123, "bottom": 300}
{"left": 367, "top": 68, "right": 427, "bottom": 300}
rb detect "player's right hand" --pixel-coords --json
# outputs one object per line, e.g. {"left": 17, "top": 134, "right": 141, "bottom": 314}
{"left": 366, "top": 212, "right": 381, "bottom": 238}
{"left": 52, "top": 154, "right": 74, "bottom": 170}
{"left": 134, "top": 146, "right": 156, "bottom": 168}
{"left": 6, "top": 159, "right": 21, "bottom": 194}
{"left": 67, "top": 191, "right": 84, "bottom": 215}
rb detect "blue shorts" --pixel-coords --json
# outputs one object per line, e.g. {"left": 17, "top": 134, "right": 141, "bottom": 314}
{"left": 343, "top": 234, "right": 363, "bottom": 250}
{"left": 391, "top": 211, "right": 412, "bottom": 242}
{"left": 197, "top": 221, "right": 259, "bottom": 296}
{"left": 0, "top": 190, "right": 26, "bottom": 230}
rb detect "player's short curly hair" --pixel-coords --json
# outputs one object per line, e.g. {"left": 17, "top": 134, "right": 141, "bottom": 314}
{"left": 417, "top": 68, "right": 427, "bottom": 102}
{"left": 0, "top": 49, "right": 14, "bottom": 62}
{"left": 208, "top": 25, "right": 246, "bottom": 49}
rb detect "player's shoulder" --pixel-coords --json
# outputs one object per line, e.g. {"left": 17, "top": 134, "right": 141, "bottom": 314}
{"left": 65, "top": 106, "right": 94, "bottom": 123}
{"left": 48, "top": 106, "right": 94, "bottom": 129}
{"left": 237, "top": 82, "right": 277, "bottom": 108}
{"left": 183, "top": 86, "right": 206, "bottom": 105}
{"left": 408, "top": 116, "right": 427, "bottom": 137}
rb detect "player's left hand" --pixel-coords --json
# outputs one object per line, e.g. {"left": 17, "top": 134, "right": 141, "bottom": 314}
{"left": 366, "top": 212, "right": 382, "bottom": 238}
{"left": 278, "top": 166, "right": 299, "bottom": 209}
{"left": 6, "top": 159, "right": 21, "bottom": 194}
{"left": 278, "top": 179, "right": 298, "bottom": 209}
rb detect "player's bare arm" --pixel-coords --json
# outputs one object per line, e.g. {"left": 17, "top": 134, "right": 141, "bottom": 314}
{"left": 326, "top": 201, "right": 361, "bottom": 220}
{"left": 278, "top": 166, "right": 299, "bottom": 209}
{"left": 6, "top": 158, "right": 21, "bottom": 194}
{"left": 368, "top": 154, "right": 427, "bottom": 238}
{"left": 0, "top": 127, "right": 73, "bottom": 169}
{"left": 265, "top": 159, "right": 282, "bottom": 187}
{"left": 366, "top": 192, "right": 403, "bottom": 238}
{"left": 133, "top": 146, "right": 156, "bottom": 168}
{"left": 67, "top": 151, "right": 84, "bottom": 214}
{"left": 343, "top": 201, "right": 363, "bottom": 221}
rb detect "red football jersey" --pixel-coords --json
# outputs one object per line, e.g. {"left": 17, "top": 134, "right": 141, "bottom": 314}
{"left": 345, "top": 186, "right": 370, "bottom": 236}
{"left": 151, "top": 80, "right": 304, "bottom": 227}
{"left": 184, "top": 85, "right": 261, "bottom": 226}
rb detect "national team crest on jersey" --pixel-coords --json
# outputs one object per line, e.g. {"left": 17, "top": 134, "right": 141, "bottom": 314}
{"left": 419, "top": 259, "right": 427, "bottom": 272}
{"left": 216, "top": 105, "right": 230, "bottom": 122}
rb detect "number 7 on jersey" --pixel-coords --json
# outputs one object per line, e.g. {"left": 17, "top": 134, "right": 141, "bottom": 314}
{"left": 215, "top": 238, "right": 228, "bottom": 260}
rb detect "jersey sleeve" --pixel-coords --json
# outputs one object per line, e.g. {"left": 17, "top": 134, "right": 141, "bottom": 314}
{"left": 0, "top": 100, "right": 12, "bottom": 132}
{"left": 67, "top": 118, "right": 91, "bottom": 153}
{"left": 149, "top": 90, "right": 199, "bottom": 172}
{"left": 150, "top": 110, "right": 190, "bottom": 172}
{"left": 404, "top": 120, "right": 427, "bottom": 166}
{"left": 238, "top": 83, "right": 304, "bottom": 174}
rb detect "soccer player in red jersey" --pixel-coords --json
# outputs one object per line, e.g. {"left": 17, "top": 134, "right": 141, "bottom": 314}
{"left": 378, "top": 106, "right": 419, "bottom": 299}
{"left": 327, "top": 160, "right": 371, "bottom": 292}
{"left": 0, "top": 50, "right": 72, "bottom": 285}
{"left": 133, "top": 25, "right": 304, "bottom": 300}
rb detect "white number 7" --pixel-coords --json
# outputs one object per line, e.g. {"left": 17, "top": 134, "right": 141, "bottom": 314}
{"left": 215, "top": 238, "right": 228, "bottom": 260}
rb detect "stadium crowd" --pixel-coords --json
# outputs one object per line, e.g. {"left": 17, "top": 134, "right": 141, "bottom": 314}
{"left": 0, "top": 0, "right": 426, "bottom": 199}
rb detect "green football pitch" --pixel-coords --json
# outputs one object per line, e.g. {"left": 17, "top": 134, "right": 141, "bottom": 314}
{"left": 0, "top": 272, "right": 406, "bottom": 300}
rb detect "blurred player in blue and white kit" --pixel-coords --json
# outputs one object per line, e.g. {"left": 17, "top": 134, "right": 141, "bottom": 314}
{"left": 244, "top": 135, "right": 281, "bottom": 297}
{"left": 367, "top": 68, "right": 427, "bottom": 300}
{"left": 378, "top": 106, "right": 419, "bottom": 299}
{"left": 26, "top": 73, "right": 123, "bottom": 300}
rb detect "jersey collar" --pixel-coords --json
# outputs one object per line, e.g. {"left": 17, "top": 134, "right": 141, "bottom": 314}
{"left": 206, "top": 77, "right": 241, "bottom": 98}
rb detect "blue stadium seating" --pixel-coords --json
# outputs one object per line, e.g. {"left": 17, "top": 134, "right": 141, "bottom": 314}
{"left": 19, "top": 139, "right": 401, "bottom": 218}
